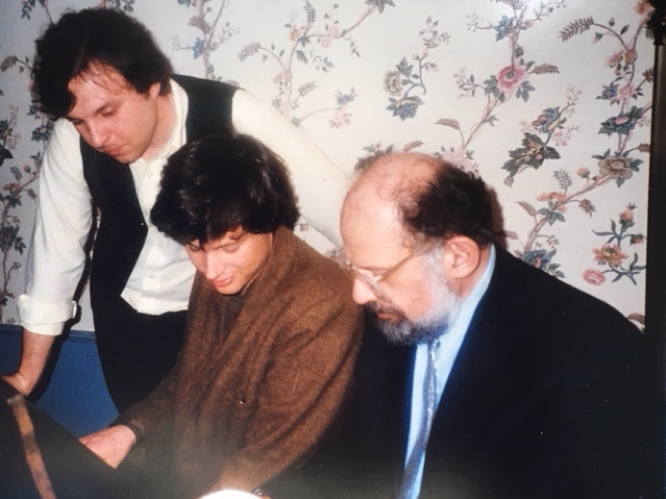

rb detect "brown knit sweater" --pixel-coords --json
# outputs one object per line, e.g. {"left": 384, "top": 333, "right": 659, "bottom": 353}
{"left": 119, "top": 227, "right": 363, "bottom": 498}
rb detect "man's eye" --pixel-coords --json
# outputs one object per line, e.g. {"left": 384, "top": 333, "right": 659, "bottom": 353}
{"left": 100, "top": 108, "right": 116, "bottom": 117}
{"left": 186, "top": 243, "right": 202, "bottom": 252}
{"left": 222, "top": 244, "right": 240, "bottom": 254}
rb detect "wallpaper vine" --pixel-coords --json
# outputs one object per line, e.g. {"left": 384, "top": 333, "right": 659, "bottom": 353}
{"left": 0, "top": 0, "right": 653, "bottom": 330}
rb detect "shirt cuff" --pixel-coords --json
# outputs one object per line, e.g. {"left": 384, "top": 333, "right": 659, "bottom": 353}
{"left": 17, "top": 294, "right": 78, "bottom": 336}
{"left": 111, "top": 415, "right": 145, "bottom": 444}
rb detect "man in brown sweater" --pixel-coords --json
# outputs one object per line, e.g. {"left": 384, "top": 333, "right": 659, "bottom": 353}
{"left": 80, "top": 132, "right": 363, "bottom": 499}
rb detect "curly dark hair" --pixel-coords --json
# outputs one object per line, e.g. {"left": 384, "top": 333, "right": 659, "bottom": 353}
{"left": 399, "top": 160, "right": 494, "bottom": 248}
{"left": 32, "top": 8, "right": 173, "bottom": 119}
{"left": 151, "top": 133, "right": 300, "bottom": 245}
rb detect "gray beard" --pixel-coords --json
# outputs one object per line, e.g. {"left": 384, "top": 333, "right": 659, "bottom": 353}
{"left": 373, "top": 248, "right": 460, "bottom": 346}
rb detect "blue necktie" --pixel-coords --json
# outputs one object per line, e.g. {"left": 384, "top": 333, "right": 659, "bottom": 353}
{"left": 399, "top": 338, "right": 441, "bottom": 499}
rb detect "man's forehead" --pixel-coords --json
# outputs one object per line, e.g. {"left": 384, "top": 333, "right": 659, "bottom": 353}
{"left": 205, "top": 227, "right": 245, "bottom": 245}
{"left": 69, "top": 62, "right": 131, "bottom": 95}
{"left": 342, "top": 200, "right": 413, "bottom": 259}
{"left": 343, "top": 187, "right": 395, "bottom": 232}
{"left": 66, "top": 63, "right": 134, "bottom": 117}
{"left": 367, "top": 152, "right": 438, "bottom": 179}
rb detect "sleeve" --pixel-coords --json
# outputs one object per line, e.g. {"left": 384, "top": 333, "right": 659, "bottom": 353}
{"left": 114, "top": 366, "right": 178, "bottom": 446}
{"left": 215, "top": 291, "right": 363, "bottom": 491}
{"left": 231, "top": 90, "right": 349, "bottom": 246}
{"left": 116, "top": 275, "right": 208, "bottom": 447}
{"left": 18, "top": 120, "right": 93, "bottom": 336}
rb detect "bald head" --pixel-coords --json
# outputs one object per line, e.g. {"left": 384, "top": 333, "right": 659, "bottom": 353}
{"left": 342, "top": 153, "right": 438, "bottom": 252}
{"left": 350, "top": 152, "right": 441, "bottom": 198}
{"left": 341, "top": 152, "right": 494, "bottom": 253}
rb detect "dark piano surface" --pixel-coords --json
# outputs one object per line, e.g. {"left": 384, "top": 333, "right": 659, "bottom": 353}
{"left": 0, "top": 378, "right": 145, "bottom": 499}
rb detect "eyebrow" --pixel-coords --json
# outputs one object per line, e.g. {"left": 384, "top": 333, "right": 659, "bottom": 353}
{"left": 340, "top": 251, "right": 384, "bottom": 273}
{"left": 228, "top": 231, "right": 245, "bottom": 241}
{"left": 215, "top": 231, "right": 247, "bottom": 248}
{"left": 66, "top": 101, "right": 116, "bottom": 122}
{"left": 349, "top": 260, "right": 392, "bottom": 274}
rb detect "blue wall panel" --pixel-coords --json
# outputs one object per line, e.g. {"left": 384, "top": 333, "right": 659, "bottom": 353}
{"left": 0, "top": 327, "right": 118, "bottom": 437}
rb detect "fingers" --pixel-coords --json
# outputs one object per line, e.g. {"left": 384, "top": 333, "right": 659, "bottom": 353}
{"left": 3, "top": 371, "right": 30, "bottom": 395}
{"left": 79, "top": 426, "right": 136, "bottom": 468}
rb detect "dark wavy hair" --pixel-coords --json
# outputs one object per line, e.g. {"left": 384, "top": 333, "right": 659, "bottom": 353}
{"left": 32, "top": 8, "right": 173, "bottom": 119}
{"left": 151, "top": 133, "right": 300, "bottom": 245}
{"left": 399, "top": 160, "right": 494, "bottom": 248}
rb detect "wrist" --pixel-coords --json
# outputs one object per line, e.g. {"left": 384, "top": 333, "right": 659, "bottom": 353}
{"left": 15, "top": 371, "right": 29, "bottom": 392}
{"left": 113, "top": 424, "right": 138, "bottom": 448}
{"left": 4, "top": 371, "right": 31, "bottom": 395}
{"left": 111, "top": 416, "right": 144, "bottom": 444}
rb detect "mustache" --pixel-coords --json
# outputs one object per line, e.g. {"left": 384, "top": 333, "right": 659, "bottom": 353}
{"left": 366, "top": 301, "right": 404, "bottom": 320}
{"left": 365, "top": 299, "right": 452, "bottom": 346}
{"left": 366, "top": 301, "right": 385, "bottom": 314}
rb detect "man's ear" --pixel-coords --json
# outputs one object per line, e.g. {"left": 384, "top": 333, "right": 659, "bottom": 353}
{"left": 441, "top": 236, "right": 482, "bottom": 280}
{"left": 148, "top": 81, "right": 162, "bottom": 100}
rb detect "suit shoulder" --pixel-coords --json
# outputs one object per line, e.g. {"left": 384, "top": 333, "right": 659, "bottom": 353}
{"left": 491, "top": 248, "right": 641, "bottom": 338}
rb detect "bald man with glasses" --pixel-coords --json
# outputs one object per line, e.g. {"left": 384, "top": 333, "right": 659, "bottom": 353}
{"left": 280, "top": 152, "right": 660, "bottom": 499}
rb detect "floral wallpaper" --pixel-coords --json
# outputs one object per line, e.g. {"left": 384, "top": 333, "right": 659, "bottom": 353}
{"left": 0, "top": 0, "right": 654, "bottom": 330}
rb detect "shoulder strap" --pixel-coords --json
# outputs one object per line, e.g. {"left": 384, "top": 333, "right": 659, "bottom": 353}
{"left": 171, "top": 74, "right": 238, "bottom": 140}
{"left": 81, "top": 138, "right": 147, "bottom": 298}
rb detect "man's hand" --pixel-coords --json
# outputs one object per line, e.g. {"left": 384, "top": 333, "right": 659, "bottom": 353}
{"left": 80, "top": 425, "right": 137, "bottom": 468}
{"left": 2, "top": 371, "right": 31, "bottom": 395}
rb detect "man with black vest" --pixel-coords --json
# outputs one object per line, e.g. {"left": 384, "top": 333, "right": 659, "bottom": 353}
{"left": 4, "top": 7, "right": 349, "bottom": 412}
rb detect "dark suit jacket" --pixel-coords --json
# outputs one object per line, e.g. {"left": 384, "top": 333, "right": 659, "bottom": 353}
{"left": 267, "top": 246, "right": 662, "bottom": 499}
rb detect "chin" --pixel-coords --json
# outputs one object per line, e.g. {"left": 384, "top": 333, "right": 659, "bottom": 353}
{"left": 116, "top": 152, "right": 142, "bottom": 163}
{"left": 214, "top": 284, "right": 240, "bottom": 295}
{"left": 105, "top": 151, "right": 132, "bottom": 163}
{"left": 378, "top": 316, "right": 448, "bottom": 346}
{"left": 214, "top": 278, "right": 249, "bottom": 296}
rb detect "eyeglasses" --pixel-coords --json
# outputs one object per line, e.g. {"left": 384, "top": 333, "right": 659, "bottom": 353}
{"left": 334, "top": 241, "right": 436, "bottom": 300}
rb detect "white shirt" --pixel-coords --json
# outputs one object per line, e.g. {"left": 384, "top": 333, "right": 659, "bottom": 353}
{"left": 18, "top": 79, "right": 349, "bottom": 336}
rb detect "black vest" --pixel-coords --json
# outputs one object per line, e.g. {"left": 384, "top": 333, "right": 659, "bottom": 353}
{"left": 81, "top": 75, "right": 237, "bottom": 302}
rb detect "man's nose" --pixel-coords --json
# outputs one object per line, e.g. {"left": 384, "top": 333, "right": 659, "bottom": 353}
{"left": 351, "top": 277, "right": 377, "bottom": 305}
{"left": 203, "top": 253, "right": 224, "bottom": 280}
{"left": 86, "top": 121, "right": 108, "bottom": 149}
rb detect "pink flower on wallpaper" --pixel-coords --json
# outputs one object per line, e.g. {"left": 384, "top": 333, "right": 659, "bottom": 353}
{"left": 277, "top": 97, "right": 293, "bottom": 117}
{"left": 288, "top": 26, "right": 303, "bottom": 42}
{"left": 617, "top": 82, "right": 635, "bottom": 103}
{"left": 320, "top": 25, "right": 340, "bottom": 47}
{"left": 593, "top": 244, "right": 628, "bottom": 266}
{"left": 329, "top": 109, "right": 351, "bottom": 128}
{"left": 576, "top": 167, "right": 591, "bottom": 178}
{"left": 620, "top": 207, "right": 634, "bottom": 223}
{"left": 635, "top": 0, "right": 651, "bottom": 15}
{"left": 583, "top": 269, "right": 606, "bottom": 285}
{"left": 536, "top": 191, "right": 567, "bottom": 211}
{"left": 273, "top": 69, "right": 293, "bottom": 85}
{"left": 623, "top": 49, "right": 638, "bottom": 65}
{"left": 496, "top": 64, "right": 526, "bottom": 95}
{"left": 606, "top": 51, "right": 624, "bottom": 67}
